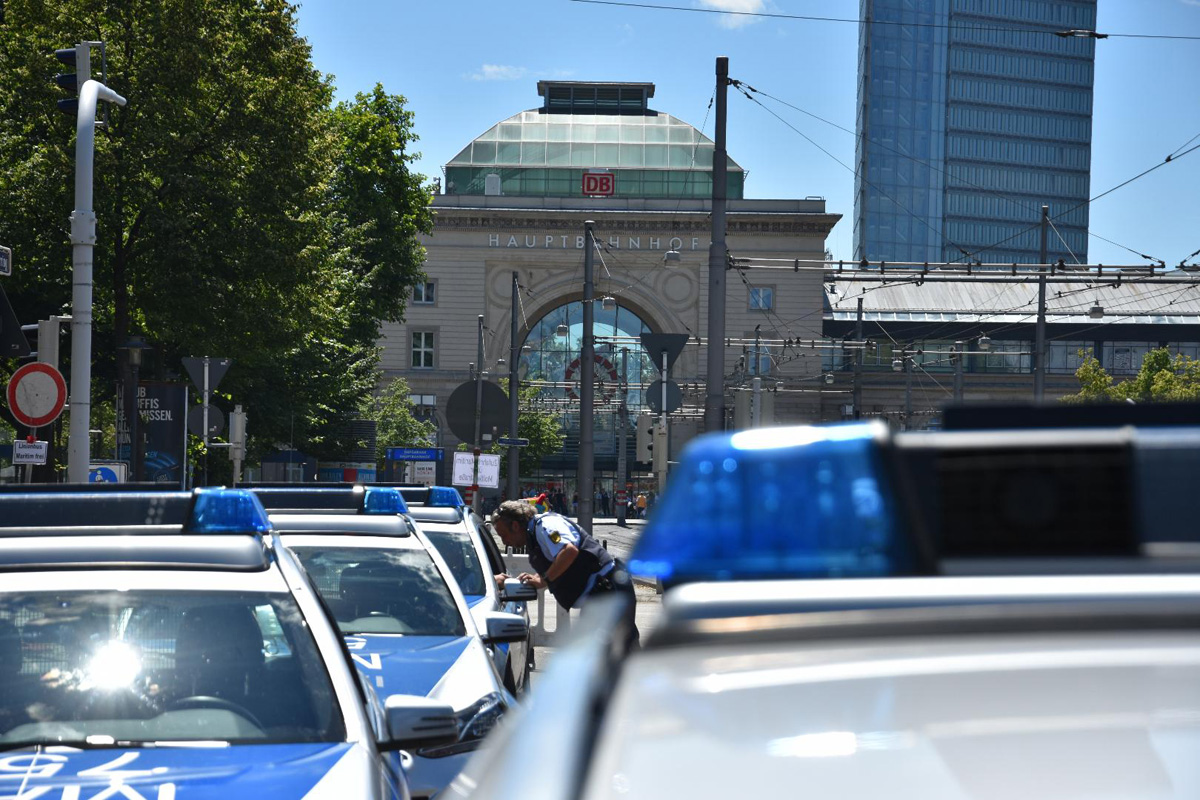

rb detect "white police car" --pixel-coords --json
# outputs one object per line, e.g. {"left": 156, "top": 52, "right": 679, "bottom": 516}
{"left": 398, "top": 486, "right": 536, "bottom": 694}
{"left": 0, "top": 486, "right": 458, "bottom": 800}
{"left": 249, "top": 486, "right": 527, "bottom": 799}
{"left": 448, "top": 421, "right": 1200, "bottom": 800}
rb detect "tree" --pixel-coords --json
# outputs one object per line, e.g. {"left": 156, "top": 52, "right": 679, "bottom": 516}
{"left": 1062, "top": 347, "right": 1200, "bottom": 403}
{"left": 361, "top": 378, "right": 436, "bottom": 464}
{"left": 0, "top": 0, "right": 433, "bottom": 471}
{"left": 455, "top": 381, "right": 565, "bottom": 482}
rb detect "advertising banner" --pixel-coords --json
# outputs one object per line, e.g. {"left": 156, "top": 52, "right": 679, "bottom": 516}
{"left": 117, "top": 381, "right": 188, "bottom": 486}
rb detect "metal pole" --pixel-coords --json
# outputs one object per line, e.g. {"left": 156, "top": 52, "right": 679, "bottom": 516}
{"left": 578, "top": 222, "right": 595, "bottom": 531}
{"left": 704, "top": 56, "right": 730, "bottom": 434}
{"left": 66, "top": 78, "right": 127, "bottom": 482}
{"left": 202, "top": 357, "right": 210, "bottom": 487}
{"left": 903, "top": 348, "right": 913, "bottom": 431}
{"left": 751, "top": 377, "right": 762, "bottom": 427}
{"left": 616, "top": 348, "right": 628, "bottom": 527}
{"left": 507, "top": 272, "right": 520, "bottom": 501}
{"left": 131, "top": 361, "right": 140, "bottom": 482}
{"left": 473, "top": 315, "right": 484, "bottom": 513}
{"left": 953, "top": 340, "right": 965, "bottom": 402}
{"left": 852, "top": 298, "right": 863, "bottom": 419}
{"left": 1034, "top": 204, "right": 1049, "bottom": 402}
{"left": 752, "top": 325, "right": 761, "bottom": 377}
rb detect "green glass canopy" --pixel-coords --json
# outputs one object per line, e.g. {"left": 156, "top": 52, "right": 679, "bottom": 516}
{"left": 444, "top": 105, "right": 745, "bottom": 199}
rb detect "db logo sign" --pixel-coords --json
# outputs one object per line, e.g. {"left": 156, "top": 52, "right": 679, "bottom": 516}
{"left": 581, "top": 172, "right": 615, "bottom": 196}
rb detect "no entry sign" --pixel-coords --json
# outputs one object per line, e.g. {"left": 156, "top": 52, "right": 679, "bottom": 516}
{"left": 6, "top": 362, "right": 67, "bottom": 428}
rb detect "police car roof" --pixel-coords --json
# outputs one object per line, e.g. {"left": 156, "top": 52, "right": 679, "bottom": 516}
{"left": 0, "top": 487, "right": 274, "bottom": 571}
{"left": 269, "top": 512, "right": 414, "bottom": 538}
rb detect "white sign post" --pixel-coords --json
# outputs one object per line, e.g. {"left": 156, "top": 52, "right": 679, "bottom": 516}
{"left": 451, "top": 451, "right": 476, "bottom": 487}
{"left": 477, "top": 454, "right": 501, "bottom": 489}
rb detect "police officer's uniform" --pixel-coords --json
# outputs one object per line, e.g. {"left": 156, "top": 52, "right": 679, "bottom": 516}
{"left": 525, "top": 512, "right": 639, "bottom": 647}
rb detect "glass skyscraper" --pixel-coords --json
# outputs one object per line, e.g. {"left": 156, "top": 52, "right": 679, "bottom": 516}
{"left": 854, "top": 0, "right": 1096, "bottom": 266}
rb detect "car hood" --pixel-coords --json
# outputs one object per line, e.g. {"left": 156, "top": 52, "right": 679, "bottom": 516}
{"left": 0, "top": 742, "right": 371, "bottom": 798}
{"left": 345, "top": 634, "right": 480, "bottom": 699}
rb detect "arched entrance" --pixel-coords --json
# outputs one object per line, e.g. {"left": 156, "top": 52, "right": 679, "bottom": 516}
{"left": 518, "top": 299, "right": 659, "bottom": 503}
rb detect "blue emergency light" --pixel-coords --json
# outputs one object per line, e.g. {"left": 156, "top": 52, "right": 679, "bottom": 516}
{"left": 629, "top": 422, "right": 917, "bottom": 582}
{"left": 188, "top": 488, "right": 273, "bottom": 534}
{"left": 427, "top": 486, "right": 465, "bottom": 508}
{"left": 363, "top": 486, "right": 410, "bottom": 515}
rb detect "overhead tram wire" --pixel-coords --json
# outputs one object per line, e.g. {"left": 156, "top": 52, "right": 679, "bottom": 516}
{"left": 738, "top": 82, "right": 1166, "bottom": 266}
{"left": 568, "top": 0, "right": 1200, "bottom": 40}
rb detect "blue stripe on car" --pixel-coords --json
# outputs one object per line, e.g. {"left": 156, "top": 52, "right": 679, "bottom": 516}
{"left": 344, "top": 634, "right": 473, "bottom": 696}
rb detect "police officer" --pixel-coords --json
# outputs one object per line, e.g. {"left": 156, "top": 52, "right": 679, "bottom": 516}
{"left": 491, "top": 499, "right": 638, "bottom": 649}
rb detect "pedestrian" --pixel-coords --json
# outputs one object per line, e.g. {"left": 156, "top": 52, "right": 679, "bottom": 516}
{"left": 491, "top": 499, "right": 638, "bottom": 650}
{"left": 600, "top": 488, "right": 610, "bottom": 517}
{"left": 572, "top": 493, "right": 579, "bottom": 517}
{"left": 635, "top": 492, "right": 647, "bottom": 519}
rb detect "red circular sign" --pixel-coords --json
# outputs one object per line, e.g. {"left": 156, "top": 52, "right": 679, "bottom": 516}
{"left": 6, "top": 362, "right": 67, "bottom": 428}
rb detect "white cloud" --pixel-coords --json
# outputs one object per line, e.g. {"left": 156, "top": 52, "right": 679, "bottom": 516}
{"left": 699, "top": 0, "right": 767, "bottom": 29}
{"left": 467, "top": 64, "right": 530, "bottom": 81}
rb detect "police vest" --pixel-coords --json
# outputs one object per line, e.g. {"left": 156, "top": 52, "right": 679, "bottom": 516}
{"left": 526, "top": 513, "right": 614, "bottom": 611}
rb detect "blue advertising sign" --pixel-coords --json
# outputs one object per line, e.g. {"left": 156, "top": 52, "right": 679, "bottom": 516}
{"left": 386, "top": 447, "right": 442, "bottom": 462}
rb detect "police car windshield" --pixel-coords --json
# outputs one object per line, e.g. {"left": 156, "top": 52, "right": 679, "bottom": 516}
{"left": 422, "top": 528, "right": 489, "bottom": 596}
{"left": 0, "top": 591, "right": 344, "bottom": 746}
{"left": 289, "top": 547, "right": 467, "bottom": 637}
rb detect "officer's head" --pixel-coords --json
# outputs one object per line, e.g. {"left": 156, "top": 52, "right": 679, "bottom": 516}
{"left": 492, "top": 500, "right": 536, "bottom": 547}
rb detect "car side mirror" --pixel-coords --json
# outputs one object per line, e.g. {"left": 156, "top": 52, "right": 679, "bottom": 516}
{"left": 380, "top": 694, "right": 458, "bottom": 751}
{"left": 501, "top": 578, "right": 537, "bottom": 602}
{"left": 483, "top": 611, "right": 528, "bottom": 644}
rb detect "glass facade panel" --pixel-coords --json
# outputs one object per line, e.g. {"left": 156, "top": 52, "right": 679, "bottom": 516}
{"left": 855, "top": 0, "right": 1096, "bottom": 266}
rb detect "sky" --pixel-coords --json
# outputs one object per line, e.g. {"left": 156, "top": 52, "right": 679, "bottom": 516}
{"left": 294, "top": 0, "right": 1200, "bottom": 267}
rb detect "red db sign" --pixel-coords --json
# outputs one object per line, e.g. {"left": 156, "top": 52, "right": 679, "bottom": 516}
{"left": 582, "top": 172, "right": 615, "bottom": 196}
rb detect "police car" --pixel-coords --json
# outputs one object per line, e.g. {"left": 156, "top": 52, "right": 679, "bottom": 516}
{"left": 248, "top": 486, "right": 527, "bottom": 799}
{"left": 0, "top": 486, "right": 458, "bottom": 800}
{"left": 396, "top": 486, "right": 536, "bottom": 694}
{"left": 448, "top": 420, "right": 1200, "bottom": 800}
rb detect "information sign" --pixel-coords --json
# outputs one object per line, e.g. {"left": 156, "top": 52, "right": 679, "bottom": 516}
{"left": 477, "top": 454, "right": 501, "bottom": 489}
{"left": 387, "top": 447, "right": 442, "bottom": 462}
{"left": 452, "top": 451, "right": 476, "bottom": 487}
{"left": 13, "top": 440, "right": 48, "bottom": 465}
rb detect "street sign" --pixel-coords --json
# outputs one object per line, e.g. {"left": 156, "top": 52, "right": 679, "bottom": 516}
{"left": 89, "top": 462, "right": 128, "bottom": 483}
{"left": 6, "top": 362, "right": 67, "bottom": 427}
{"left": 187, "top": 405, "right": 225, "bottom": 438}
{"left": 0, "top": 286, "right": 31, "bottom": 358}
{"left": 451, "top": 451, "right": 476, "bottom": 487}
{"left": 645, "top": 379, "right": 683, "bottom": 414}
{"left": 182, "top": 357, "right": 233, "bottom": 394}
{"left": 497, "top": 437, "right": 529, "bottom": 447}
{"left": 477, "top": 454, "right": 501, "bottom": 489}
{"left": 13, "top": 440, "right": 48, "bottom": 465}
{"left": 387, "top": 446, "right": 442, "bottom": 461}
{"left": 582, "top": 171, "right": 615, "bottom": 197}
{"left": 0, "top": 245, "right": 11, "bottom": 277}
{"left": 639, "top": 333, "right": 690, "bottom": 373}
{"left": 446, "top": 380, "right": 510, "bottom": 443}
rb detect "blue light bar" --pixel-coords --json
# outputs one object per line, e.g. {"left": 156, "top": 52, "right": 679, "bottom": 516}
{"left": 189, "top": 489, "right": 272, "bottom": 534}
{"left": 629, "top": 422, "right": 916, "bottom": 583}
{"left": 428, "top": 486, "right": 465, "bottom": 508}
{"left": 363, "top": 487, "right": 409, "bottom": 515}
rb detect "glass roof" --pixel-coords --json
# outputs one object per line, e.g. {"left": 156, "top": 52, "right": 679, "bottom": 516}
{"left": 447, "top": 109, "right": 743, "bottom": 172}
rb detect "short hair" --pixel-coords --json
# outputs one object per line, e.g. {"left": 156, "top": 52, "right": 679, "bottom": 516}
{"left": 494, "top": 499, "right": 536, "bottom": 525}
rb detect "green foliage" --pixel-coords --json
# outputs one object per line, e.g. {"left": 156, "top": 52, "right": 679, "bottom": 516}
{"left": 1062, "top": 347, "right": 1200, "bottom": 403}
{"left": 361, "top": 377, "right": 435, "bottom": 463}
{"left": 0, "top": 0, "right": 432, "bottom": 468}
{"left": 453, "top": 381, "right": 565, "bottom": 480}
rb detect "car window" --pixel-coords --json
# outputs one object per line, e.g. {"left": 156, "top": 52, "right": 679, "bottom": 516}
{"left": 423, "top": 528, "right": 489, "bottom": 596}
{"left": 0, "top": 591, "right": 344, "bottom": 746}
{"left": 474, "top": 521, "right": 508, "bottom": 576}
{"left": 289, "top": 546, "right": 467, "bottom": 637}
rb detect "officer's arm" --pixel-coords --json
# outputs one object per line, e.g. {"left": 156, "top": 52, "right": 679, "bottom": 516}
{"left": 544, "top": 543, "right": 579, "bottom": 582}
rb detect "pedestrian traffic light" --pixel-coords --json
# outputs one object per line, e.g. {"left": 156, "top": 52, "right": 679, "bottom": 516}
{"left": 636, "top": 414, "right": 653, "bottom": 461}
{"left": 54, "top": 44, "right": 90, "bottom": 116}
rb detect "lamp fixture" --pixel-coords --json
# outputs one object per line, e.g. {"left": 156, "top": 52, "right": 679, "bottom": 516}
{"left": 663, "top": 249, "right": 682, "bottom": 268}
{"left": 978, "top": 334, "right": 992, "bottom": 351}
{"left": 1088, "top": 301, "right": 1105, "bottom": 320}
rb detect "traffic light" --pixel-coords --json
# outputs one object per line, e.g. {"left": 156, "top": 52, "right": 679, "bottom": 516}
{"left": 652, "top": 419, "right": 667, "bottom": 472}
{"left": 54, "top": 44, "right": 90, "bottom": 116}
{"left": 636, "top": 414, "right": 652, "bottom": 461}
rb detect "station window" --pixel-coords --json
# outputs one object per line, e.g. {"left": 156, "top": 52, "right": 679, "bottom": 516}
{"left": 411, "top": 332, "right": 436, "bottom": 369}
{"left": 749, "top": 286, "right": 775, "bottom": 311}
{"left": 413, "top": 281, "right": 437, "bottom": 305}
